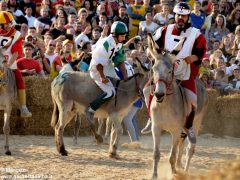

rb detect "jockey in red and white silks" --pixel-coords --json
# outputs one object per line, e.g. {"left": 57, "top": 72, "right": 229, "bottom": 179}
{"left": 142, "top": 2, "right": 207, "bottom": 144}
{"left": 0, "top": 11, "right": 32, "bottom": 118}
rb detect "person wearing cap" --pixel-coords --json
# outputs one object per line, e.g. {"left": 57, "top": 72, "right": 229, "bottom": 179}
{"left": 85, "top": 21, "right": 128, "bottom": 124}
{"left": 0, "top": 11, "right": 32, "bottom": 118}
{"left": 141, "top": 2, "right": 207, "bottom": 144}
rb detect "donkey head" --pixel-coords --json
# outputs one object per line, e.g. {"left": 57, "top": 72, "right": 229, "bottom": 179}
{"left": 147, "top": 33, "right": 185, "bottom": 102}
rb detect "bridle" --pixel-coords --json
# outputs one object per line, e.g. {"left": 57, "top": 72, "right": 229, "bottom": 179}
{"left": 153, "top": 65, "right": 174, "bottom": 96}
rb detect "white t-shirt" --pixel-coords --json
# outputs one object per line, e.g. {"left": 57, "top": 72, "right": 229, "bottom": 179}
{"left": 153, "top": 13, "right": 174, "bottom": 26}
{"left": 25, "top": 15, "right": 37, "bottom": 27}
{"left": 139, "top": 21, "right": 159, "bottom": 34}
{"left": 44, "top": 53, "right": 58, "bottom": 67}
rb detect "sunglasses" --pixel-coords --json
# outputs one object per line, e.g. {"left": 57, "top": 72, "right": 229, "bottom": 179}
{"left": 49, "top": 44, "right": 56, "bottom": 47}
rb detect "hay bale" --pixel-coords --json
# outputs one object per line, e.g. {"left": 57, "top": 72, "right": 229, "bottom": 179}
{"left": 1, "top": 77, "right": 240, "bottom": 137}
{"left": 24, "top": 76, "right": 52, "bottom": 107}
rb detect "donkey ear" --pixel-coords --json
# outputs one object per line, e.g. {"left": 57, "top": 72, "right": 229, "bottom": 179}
{"left": 147, "top": 33, "right": 160, "bottom": 61}
{"left": 171, "top": 37, "right": 186, "bottom": 56}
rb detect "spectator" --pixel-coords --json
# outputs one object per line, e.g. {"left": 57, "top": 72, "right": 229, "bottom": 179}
{"left": 113, "top": 5, "right": 130, "bottom": 31}
{"left": 24, "top": 6, "right": 36, "bottom": 28}
{"left": 226, "top": 8, "right": 240, "bottom": 33}
{"left": 50, "top": 17, "right": 67, "bottom": 40}
{"left": 138, "top": 10, "right": 159, "bottom": 38}
{"left": 82, "top": 0, "right": 96, "bottom": 23}
{"left": 205, "top": 2, "right": 220, "bottom": 43}
{"left": 77, "top": 8, "right": 91, "bottom": 32}
{"left": 35, "top": 6, "right": 52, "bottom": 32}
{"left": 190, "top": 1, "right": 206, "bottom": 34}
{"left": 208, "top": 14, "right": 229, "bottom": 50}
{"left": 0, "top": 0, "right": 7, "bottom": 11}
{"left": 17, "top": 43, "right": 44, "bottom": 77}
{"left": 127, "top": 0, "right": 146, "bottom": 38}
{"left": 64, "top": 12, "right": 77, "bottom": 30}
{"left": 51, "top": 6, "right": 68, "bottom": 25}
{"left": 220, "top": 36, "right": 233, "bottom": 58}
{"left": 199, "top": 57, "right": 211, "bottom": 77}
{"left": 200, "top": 73, "right": 212, "bottom": 88}
{"left": 230, "top": 66, "right": 240, "bottom": 88}
{"left": 20, "top": 23, "right": 28, "bottom": 39}
{"left": 63, "top": 0, "right": 77, "bottom": 15}
{"left": 43, "top": 40, "right": 58, "bottom": 74}
{"left": 153, "top": 3, "right": 174, "bottom": 27}
{"left": 211, "top": 69, "right": 240, "bottom": 96}
{"left": 219, "top": 0, "right": 230, "bottom": 17}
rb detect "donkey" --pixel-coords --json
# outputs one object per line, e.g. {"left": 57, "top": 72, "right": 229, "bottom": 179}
{"left": 51, "top": 59, "right": 149, "bottom": 157}
{"left": 0, "top": 52, "right": 17, "bottom": 155}
{"left": 147, "top": 34, "right": 208, "bottom": 178}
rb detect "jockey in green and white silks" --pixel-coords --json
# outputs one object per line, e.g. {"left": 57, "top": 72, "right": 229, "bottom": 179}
{"left": 85, "top": 21, "right": 128, "bottom": 122}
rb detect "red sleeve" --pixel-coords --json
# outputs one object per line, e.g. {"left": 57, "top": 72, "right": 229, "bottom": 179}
{"left": 192, "top": 34, "right": 207, "bottom": 62}
{"left": 16, "top": 58, "right": 24, "bottom": 70}
{"left": 35, "top": 61, "right": 42, "bottom": 73}
{"left": 11, "top": 37, "right": 23, "bottom": 59}
{"left": 53, "top": 56, "right": 62, "bottom": 68}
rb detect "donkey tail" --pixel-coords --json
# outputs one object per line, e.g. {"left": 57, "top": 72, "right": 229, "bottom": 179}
{"left": 51, "top": 96, "right": 59, "bottom": 128}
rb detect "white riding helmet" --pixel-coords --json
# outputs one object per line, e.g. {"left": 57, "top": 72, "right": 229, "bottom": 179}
{"left": 173, "top": 2, "right": 191, "bottom": 15}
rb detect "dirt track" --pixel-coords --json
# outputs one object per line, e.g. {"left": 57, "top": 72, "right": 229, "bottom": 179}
{"left": 0, "top": 134, "right": 239, "bottom": 179}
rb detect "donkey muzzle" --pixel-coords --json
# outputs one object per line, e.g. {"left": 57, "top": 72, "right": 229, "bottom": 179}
{"left": 154, "top": 92, "right": 165, "bottom": 103}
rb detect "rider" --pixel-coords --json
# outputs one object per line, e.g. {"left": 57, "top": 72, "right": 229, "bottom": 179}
{"left": 85, "top": 21, "right": 128, "bottom": 123}
{"left": 0, "top": 11, "right": 32, "bottom": 118}
{"left": 141, "top": 2, "right": 207, "bottom": 144}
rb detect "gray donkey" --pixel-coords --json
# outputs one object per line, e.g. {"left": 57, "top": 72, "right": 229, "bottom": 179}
{"left": 147, "top": 34, "right": 208, "bottom": 178}
{"left": 51, "top": 59, "right": 149, "bottom": 157}
{"left": 0, "top": 52, "right": 17, "bottom": 155}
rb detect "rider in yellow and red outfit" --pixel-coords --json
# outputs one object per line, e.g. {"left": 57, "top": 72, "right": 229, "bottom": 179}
{"left": 0, "top": 11, "right": 32, "bottom": 118}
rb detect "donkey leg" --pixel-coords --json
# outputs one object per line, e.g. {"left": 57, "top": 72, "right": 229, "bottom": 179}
{"left": 152, "top": 125, "right": 161, "bottom": 179}
{"left": 73, "top": 113, "right": 81, "bottom": 145}
{"left": 176, "top": 133, "right": 187, "bottom": 169}
{"left": 105, "top": 117, "right": 112, "bottom": 138}
{"left": 3, "top": 109, "right": 12, "bottom": 155}
{"left": 184, "top": 142, "right": 196, "bottom": 171}
{"left": 169, "top": 130, "right": 181, "bottom": 174}
{"left": 97, "top": 118, "right": 103, "bottom": 135}
{"left": 55, "top": 109, "right": 75, "bottom": 156}
{"left": 109, "top": 116, "right": 122, "bottom": 159}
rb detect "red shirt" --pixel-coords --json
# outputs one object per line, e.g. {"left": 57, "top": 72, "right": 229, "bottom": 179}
{"left": 17, "top": 58, "right": 42, "bottom": 74}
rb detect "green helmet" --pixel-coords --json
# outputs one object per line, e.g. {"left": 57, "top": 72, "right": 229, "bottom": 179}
{"left": 111, "top": 21, "right": 128, "bottom": 35}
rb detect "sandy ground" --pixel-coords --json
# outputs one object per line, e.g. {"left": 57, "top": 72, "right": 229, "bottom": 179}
{"left": 0, "top": 134, "right": 239, "bottom": 180}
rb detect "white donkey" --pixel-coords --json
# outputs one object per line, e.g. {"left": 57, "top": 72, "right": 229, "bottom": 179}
{"left": 147, "top": 34, "right": 208, "bottom": 178}
{"left": 51, "top": 59, "right": 149, "bottom": 157}
{"left": 0, "top": 52, "right": 17, "bottom": 155}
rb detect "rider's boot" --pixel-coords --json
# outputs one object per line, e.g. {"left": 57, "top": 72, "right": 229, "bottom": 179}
{"left": 184, "top": 107, "right": 196, "bottom": 144}
{"left": 85, "top": 92, "right": 113, "bottom": 124}
{"left": 141, "top": 118, "right": 152, "bottom": 134}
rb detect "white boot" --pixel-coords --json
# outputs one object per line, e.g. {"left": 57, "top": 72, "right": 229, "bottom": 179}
{"left": 21, "top": 105, "right": 32, "bottom": 118}
{"left": 141, "top": 119, "right": 152, "bottom": 134}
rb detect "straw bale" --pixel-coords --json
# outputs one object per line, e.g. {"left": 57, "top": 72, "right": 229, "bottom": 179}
{"left": 0, "top": 77, "right": 240, "bottom": 137}
{"left": 24, "top": 76, "right": 52, "bottom": 107}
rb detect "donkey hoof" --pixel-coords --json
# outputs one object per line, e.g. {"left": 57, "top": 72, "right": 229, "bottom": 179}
{"left": 109, "top": 153, "right": 120, "bottom": 159}
{"left": 151, "top": 174, "right": 158, "bottom": 180}
{"left": 95, "top": 134, "right": 103, "bottom": 144}
{"left": 5, "top": 150, "right": 11, "bottom": 156}
{"left": 60, "top": 150, "right": 68, "bottom": 156}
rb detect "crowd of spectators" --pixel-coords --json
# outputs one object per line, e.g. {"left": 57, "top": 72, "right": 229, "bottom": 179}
{"left": 1, "top": 0, "right": 240, "bottom": 140}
